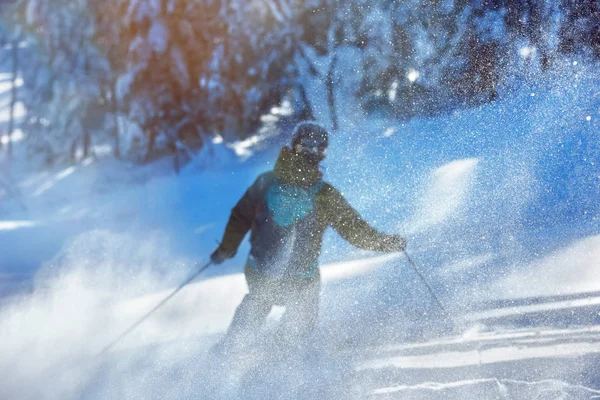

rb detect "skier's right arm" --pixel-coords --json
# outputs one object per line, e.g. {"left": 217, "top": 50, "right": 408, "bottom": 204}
{"left": 212, "top": 173, "right": 271, "bottom": 263}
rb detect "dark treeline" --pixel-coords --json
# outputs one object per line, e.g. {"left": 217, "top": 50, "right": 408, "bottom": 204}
{"left": 0, "top": 0, "right": 598, "bottom": 168}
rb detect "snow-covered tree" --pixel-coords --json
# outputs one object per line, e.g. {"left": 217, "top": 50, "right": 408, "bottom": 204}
{"left": 3, "top": 0, "right": 112, "bottom": 164}
{"left": 3, "top": 0, "right": 598, "bottom": 167}
{"left": 558, "top": 0, "right": 600, "bottom": 57}
{"left": 0, "top": 2, "right": 25, "bottom": 156}
{"left": 115, "top": 0, "right": 302, "bottom": 168}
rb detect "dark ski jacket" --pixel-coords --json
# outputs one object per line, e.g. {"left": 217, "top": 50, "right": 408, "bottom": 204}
{"left": 217, "top": 148, "right": 401, "bottom": 280}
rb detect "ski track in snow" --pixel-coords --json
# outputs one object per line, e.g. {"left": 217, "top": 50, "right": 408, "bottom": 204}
{"left": 2, "top": 252, "right": 600, "bottom": 399}
{"left": 370, "top": 378, "right": 600, "bottom": 398}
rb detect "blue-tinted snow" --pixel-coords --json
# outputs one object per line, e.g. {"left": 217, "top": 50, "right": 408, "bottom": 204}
{"left": 0, "top": 57, "right": 599, "bottom": 398}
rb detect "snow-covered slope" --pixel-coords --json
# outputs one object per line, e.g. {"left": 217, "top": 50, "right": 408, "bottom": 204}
{"left": 2, "top": 249, "right": 600, "bottom": 399}
{"left": 0, "top": 58, "right": 599, "bottom": 398}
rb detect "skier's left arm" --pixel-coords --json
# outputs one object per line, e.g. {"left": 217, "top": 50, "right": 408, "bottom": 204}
{"left": 323, "top": 185, "right": 406, "bottom": 252}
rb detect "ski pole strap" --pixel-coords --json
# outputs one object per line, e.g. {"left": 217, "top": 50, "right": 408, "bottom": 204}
{"left": 98, "top": 260, "right": 213, "bottom": 356}
{"left": 403, "top": 251, "right": 449, "bottom": 316}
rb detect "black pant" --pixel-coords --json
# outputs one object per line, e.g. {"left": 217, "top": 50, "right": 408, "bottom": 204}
{"left": 223, "top": 264, "right": 321, "bottom": 348}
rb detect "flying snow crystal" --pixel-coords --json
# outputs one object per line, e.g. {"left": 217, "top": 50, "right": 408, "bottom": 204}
{"left": 519, "top": 46, "right": 534, "bottom": 58}
{"left": 388, "top": 80, "right": 399, "bottom": 101}
{"left": 573, "top": 61, "right": 578, "bottom": 66}
{"left": 213, "top": 135, "right": 224, "bottom": 144}
{"left": 383, "top": 127, "right": 395, "bottom": 137}
{"left": 407, "top": 69, "right": 420, "bottom": 83}
{"left": 587, "top": 116, "right": 592, "bottom": 121}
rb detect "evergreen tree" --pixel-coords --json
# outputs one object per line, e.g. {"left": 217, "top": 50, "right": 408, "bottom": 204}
{"left": 559, "top": 0, "right": 600, "bottom": 56}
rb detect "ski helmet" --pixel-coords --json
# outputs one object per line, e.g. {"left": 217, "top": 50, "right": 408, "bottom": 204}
{"left": 291, "top": 122, "right": 328, "bottom": 162}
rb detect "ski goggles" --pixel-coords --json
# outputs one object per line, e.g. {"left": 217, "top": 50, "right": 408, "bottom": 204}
{"left": 295, "top": 137, "right": 327, "bottom": 158}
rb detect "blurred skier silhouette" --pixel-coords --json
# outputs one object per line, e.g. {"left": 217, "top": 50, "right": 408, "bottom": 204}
{"left": 210, "top": 121, "right": 407, "bottom": 355}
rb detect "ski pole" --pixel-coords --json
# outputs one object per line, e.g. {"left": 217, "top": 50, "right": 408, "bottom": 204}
{"left": 98, "top": 260, "right": 213, "bottom": 356}
{"left": 403, "top": 251, "right": 448, "bottom": 316}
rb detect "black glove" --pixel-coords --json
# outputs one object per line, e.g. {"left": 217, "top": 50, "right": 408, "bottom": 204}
{"left": 210, "top": 247, "right": 234, "bottom": 265}
{"left": 386, "top": 234, "right": 407, "bottom": 252}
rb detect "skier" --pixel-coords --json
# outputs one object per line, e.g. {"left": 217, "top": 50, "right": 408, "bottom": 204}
{"left": 210, "top": 121, "right": 407, "bottom": 355}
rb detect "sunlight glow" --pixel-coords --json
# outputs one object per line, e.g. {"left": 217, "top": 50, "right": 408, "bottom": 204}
{"left": 33, "top": 166, "right": 77, "bottom": 197}
{"left": 321, "top": 253, "right": 400, "bottom": 282}
{"left": 519, "top": 46, "right": 535, "bottom": 58}
{"left": 212, "top": 135, "right": 223, "bottom": 144}
{"left": 228, "top": 136, "right": 259, "bottom": 158}
{"left": 408, "top": 158, "right": 479, "bottom": 232}
{"left": 56, "top": 166, "right": 77, "bottom": 181}
{"left": 0, "top": 103, "right": 26, "bottom": 123}
{"left": 383, "top": 127, "right": 395, "bottom": 137}
{"left": 388, "top": 80, "right": 398, "bottom": 101}
{"left": 0, "top": 220, "right": 37, "bottom": 231}
{"left": 407, "top": 69, "right": 420, "bottom": 83}
{"left": 270, "top": 100, "right": 293, "bottom": 116}
{"left": 0, "top": 129, "right": 25, "bottom": 145}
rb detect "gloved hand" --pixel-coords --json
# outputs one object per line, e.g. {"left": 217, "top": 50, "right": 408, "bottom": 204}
{"left": 210, "top": 247, "right": 234, "bottom": 265}
{"left": 386, "top": 234, "right": 407, "bottom": 252}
